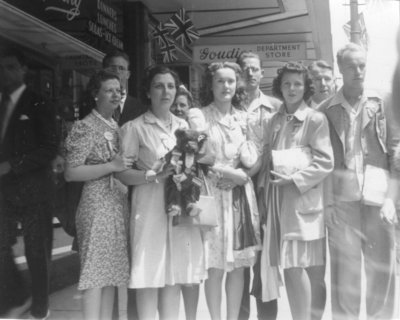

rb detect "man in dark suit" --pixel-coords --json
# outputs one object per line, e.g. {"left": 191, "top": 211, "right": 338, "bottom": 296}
{"left": 0, "top": 48, "right": 58, "bottom": 319}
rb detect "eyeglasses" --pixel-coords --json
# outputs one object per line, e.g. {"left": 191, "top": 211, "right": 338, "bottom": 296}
{"left": 107, "top": 65, "right": 129, "bottom": 72}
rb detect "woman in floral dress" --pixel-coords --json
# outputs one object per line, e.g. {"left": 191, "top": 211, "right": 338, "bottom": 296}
{"left": 64, "top": 70, "right": 132, "bottom": 320}
{"left": 200, "top": 62, "right": 261, "bottom": 320}
{"left": 117, "top": 66, "right": 207, "bottom": 320}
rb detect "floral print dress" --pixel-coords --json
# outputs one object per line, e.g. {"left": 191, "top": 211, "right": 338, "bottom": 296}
{"left": 65, "top": 110, "right": 129, "bottom": 290}
{"left": 201, "top": 105, "right": 261, "bottom": 272}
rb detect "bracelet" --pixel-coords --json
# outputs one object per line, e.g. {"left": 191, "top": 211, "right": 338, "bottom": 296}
{"left": 145, "top": 170, "right": 159, "bottom": 183}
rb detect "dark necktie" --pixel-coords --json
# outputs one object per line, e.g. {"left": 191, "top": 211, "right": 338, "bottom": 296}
{"left": 0, "top": 93, "right": 11, "bottom": 142}
{"left": 113, "top": 105, "right": 122, "bottom": 124}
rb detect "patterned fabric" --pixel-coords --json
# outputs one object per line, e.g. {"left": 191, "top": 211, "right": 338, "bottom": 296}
{"left": 201, "top": 105, "right": 261, "bottom": 272}
{"left": 65, "top": 112, "right": 129, "bottom": 290}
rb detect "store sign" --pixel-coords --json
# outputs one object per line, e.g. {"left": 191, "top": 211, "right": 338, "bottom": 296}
{"left": 193, "top": 43, "right": 306, "bottom": 63}
{"left": 5, "top": 0, "right": 124, "bottom": 52}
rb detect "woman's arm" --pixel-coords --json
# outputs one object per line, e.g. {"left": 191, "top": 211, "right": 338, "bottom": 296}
{"left": 65, "top": 154, "right": 131, "bottom": 182}
{"left": 116, "top": 163, "right": 175, "bottom": 186}
{"left": 213, "top": 165, "right": 249, "bottom": 188}
{"left": 291, "top": 112, "right": 334, "bottom": 194}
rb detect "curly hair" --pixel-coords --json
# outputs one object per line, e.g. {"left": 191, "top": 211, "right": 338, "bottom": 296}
{"left": 140, "top": 65, "right": 181, "bottom": 107}
{"left": 272, "top": 62, "right": 314, "bottom": 102}
{"left": 200, "top": 61, "right": 245, "bottom": 108}
{"left": 87, "top": 69, "right": 120, "bottom": 100}
{"left": 176, "top": 85, "right": 194, "bottom": 108}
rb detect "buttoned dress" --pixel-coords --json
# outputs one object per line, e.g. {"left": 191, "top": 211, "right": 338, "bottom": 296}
{"left": 120, "top": 111, "right": 207, "bottom": 288}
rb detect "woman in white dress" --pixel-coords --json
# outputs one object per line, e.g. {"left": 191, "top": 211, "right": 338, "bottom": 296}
{"left": 117, "top": 66, "right": 207, "bottom": 320}
{"left": 200, "top": 62, "right": 261, "bottom": 320}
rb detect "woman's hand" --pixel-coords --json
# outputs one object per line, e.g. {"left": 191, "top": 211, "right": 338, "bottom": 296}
{"left": 216, "top": 168, "right": 248, "bottom": 189}
{"left": 217, "top": 177, "right": 235, "bottom": 190}
{"left": 110, "top": 154, "right": 131, "bottom": 172}
{"left": 157, "top": 163, "right": 176, "bottom": 181}
{"left": 270, "top": 170, "right": 293, "bottom": 186}
{"left": 380, "top": 198, "right": 398, "bottom": 225}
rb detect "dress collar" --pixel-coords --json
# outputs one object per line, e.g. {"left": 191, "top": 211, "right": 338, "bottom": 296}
{"left": 277, "top": 100, "right": 309, "bottom": 122}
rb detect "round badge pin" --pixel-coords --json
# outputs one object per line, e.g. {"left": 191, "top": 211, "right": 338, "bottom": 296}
{"left": 104, "top": 131, "right": 113, "bottom": 141}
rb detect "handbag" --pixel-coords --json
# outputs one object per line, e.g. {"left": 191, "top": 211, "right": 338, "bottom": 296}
{"left": 178, "top": 169, "right": 218, "bottom": 228}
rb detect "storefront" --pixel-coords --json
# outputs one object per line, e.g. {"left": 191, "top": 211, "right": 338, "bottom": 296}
{"left": 140, "top": 0, "right": 333, "bottom": 99}
{"left": 0, "top": 0, "right": 124, "bottom": 120}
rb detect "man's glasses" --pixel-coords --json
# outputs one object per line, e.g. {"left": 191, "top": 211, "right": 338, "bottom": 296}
{"left": 107, "top": 65, "right": 129, "bottom": 72}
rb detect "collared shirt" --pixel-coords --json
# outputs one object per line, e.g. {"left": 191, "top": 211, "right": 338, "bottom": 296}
{"left": 246, "top": 90, "right": 281, "bottom": 153}
{"left": 120, "top": 110, "right": 188, "bottom": 171}
{"left": 274, "top": 101, "right": 310, "bottom": 149}
{"left": 326, "top": 88, "right": 372, "bottom": 201}
{"left": 1, "top": 84, "right": 26, "bottom": 140}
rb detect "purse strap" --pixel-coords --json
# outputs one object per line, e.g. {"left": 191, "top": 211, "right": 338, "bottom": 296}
{"left": 199, "top": 168, "right": 212, "bottom": 196}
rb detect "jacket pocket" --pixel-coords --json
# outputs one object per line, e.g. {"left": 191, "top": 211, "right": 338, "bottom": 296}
{"left": 296, "top": 184, "right": 323, "bottom": 214}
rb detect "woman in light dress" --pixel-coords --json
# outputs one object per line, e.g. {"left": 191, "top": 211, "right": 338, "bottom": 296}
{"left": 170, "top": 84, "right": 206, "bottom": 320}
{"left": 117, "top": 66, "right": 207, "bottom": 320}
{"left": 258, "top": 62, "right": 333, "bottom": 320}
{"left": 64, "top": 70, "right": 132, "bottom": 320}
{"left": 199, "top": 62, "right": 261, "bottom": 320}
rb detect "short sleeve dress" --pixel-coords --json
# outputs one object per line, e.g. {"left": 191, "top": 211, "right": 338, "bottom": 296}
{"left": 65, "top": 110, "right": 129, "bottom": 290}
{"left": 201, "top": 104, "right": 261, "bottom": 272}
{"left": 120, "top": 110, "right": 207, "bottom": 288}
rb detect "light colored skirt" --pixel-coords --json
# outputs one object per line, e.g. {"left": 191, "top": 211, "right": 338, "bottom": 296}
{"left": 281, "top": 238, "right": 326, "bottom": 269}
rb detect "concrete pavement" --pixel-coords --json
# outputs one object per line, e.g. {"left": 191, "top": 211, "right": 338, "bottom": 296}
{"left": 40, "top": 275, "right": 328, "bottom": 320}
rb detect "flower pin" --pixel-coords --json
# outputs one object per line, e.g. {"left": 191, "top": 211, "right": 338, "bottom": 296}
{"left": 104, "top": 131, "right": 113, "bottom": 141}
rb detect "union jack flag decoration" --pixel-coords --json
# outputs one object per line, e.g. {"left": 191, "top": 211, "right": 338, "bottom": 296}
{"left": 160, "top": 38, "right": 178, "bottom": 63}
{"left": 164, "top": 8, "right": 200, "bottom": 48}
{"left": 151, "top": 22, "right": 170, "bottom": 47}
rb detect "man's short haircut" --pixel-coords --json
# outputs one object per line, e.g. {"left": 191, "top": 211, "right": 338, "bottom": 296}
{"left": 236, "top": 51, "right": 261, "bottom": 68}
{"left": 336, "top": 43, "right": 366, "bottom": 67}
{"left": 308, "top": 60, "right": 333, "bottom": 73}
{"left": 102, "top": 49, "right": 130, "bottom": 69}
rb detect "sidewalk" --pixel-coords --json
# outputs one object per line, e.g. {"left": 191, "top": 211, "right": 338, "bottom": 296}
{"left": 44, "top": 276, "right": 328, "bottom": 320}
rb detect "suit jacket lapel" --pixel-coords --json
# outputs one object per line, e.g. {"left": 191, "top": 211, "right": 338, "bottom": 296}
{"left": 4, "top": 89, "right": 27, "bottom": 143}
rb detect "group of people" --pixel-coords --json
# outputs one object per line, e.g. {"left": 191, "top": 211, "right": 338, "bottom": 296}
{"left": 0, "top": 39, "right": 399, "bottom": 320}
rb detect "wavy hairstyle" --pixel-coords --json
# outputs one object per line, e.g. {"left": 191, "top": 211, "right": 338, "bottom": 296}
{"left": 140, "top": 65, "right": 180, "bottom": 107}
{"left": 200, "top": 61, "right": 245, "bottom": 108}
{"left": 87, "top": 69, "right": 120, "bottom": 100}
{"left": 272, "top": 62, "right": 314, "bottom": 102}
{"left": 176, "top": 84, "right": 195, "bottom": 108}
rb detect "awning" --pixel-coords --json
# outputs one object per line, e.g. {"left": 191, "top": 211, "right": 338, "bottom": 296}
{"left": 0, "top": 0, "right": 104, "bottom": 62}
